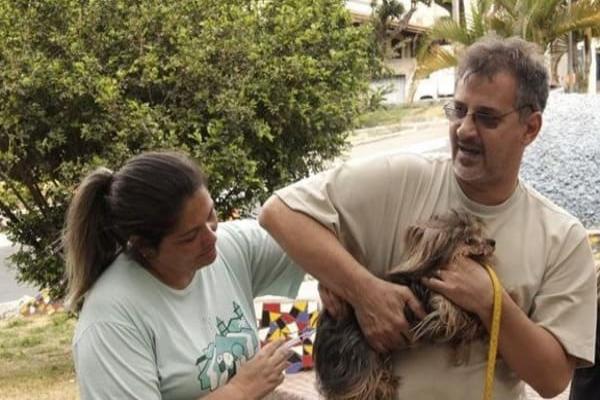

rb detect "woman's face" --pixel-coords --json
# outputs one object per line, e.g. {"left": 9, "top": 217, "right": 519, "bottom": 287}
{"left": 146, "top": 186, "right": 219, "bottom": 289}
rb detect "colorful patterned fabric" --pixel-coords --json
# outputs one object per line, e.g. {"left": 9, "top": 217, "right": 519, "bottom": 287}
{"left": 257, "top": 300, "right": 319, "bottom": 373}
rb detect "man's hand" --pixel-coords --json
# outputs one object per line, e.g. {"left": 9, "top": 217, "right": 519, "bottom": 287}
{"left": 423, "top": 256, "right": 494, "bottom": 320}
{"left": 318, "top": 283, "right": 349, "bottom": 319}
{"left": 352, "top": 276, "right": 426, "bottom": 353}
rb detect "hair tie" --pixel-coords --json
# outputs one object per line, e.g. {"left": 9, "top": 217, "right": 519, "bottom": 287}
{"left": 103, "top": 168, "right": 115, "bottom": 194}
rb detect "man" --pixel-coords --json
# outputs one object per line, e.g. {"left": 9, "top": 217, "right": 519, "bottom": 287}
{"left": 259, "top": 36, "right": 597, "bottom": 399}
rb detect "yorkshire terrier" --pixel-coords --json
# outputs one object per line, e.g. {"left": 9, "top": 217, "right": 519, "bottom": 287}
{"left": 313, "top": 210, "right": 496, "bottom": 400}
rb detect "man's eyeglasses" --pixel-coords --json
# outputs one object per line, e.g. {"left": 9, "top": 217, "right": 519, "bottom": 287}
{"left": 443, "top": 102, "right": 533, "bottom": 129}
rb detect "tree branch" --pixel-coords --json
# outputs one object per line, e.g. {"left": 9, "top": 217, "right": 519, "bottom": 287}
{"left": 0, "top": 170, "right": 37, "bottom": 215}
{"left": 0, "top": 197, "right": 21, "bottom": 226}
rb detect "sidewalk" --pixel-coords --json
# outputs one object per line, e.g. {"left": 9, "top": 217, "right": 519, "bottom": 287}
{"left": 0, "top": 233, "right": 38, "bottom": 306}
{"left": 349, "top": 118, "right": 448, "bottom": 146}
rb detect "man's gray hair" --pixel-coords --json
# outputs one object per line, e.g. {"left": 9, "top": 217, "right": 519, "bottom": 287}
{"left": 458, "top": 35, "right": 549, "bottom": 114}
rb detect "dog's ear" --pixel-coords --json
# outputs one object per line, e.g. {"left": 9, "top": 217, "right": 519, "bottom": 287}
{"left": 405, "top": 225, "right": 425, "bottom": 252}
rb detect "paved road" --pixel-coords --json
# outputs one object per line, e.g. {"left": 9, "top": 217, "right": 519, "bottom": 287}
{"left": 0, "top": 235, "right": 38, "bottom": 303}
{"left": 347, "top": 120, "right": 449, "bottom": 160}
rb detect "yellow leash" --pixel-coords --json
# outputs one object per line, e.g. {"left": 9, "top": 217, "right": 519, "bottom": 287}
{"left": 483, "top": 264, "right": 503, "bottom": 400}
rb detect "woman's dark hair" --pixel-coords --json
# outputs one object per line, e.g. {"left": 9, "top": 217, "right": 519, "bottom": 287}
{"left": 63, "top": 151, "right": 206, "bottom": 310}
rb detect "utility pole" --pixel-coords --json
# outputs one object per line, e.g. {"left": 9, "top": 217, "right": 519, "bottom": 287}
{"left": 566, "top": 0, "right": 574, "bottom": 92}
{"left": 452, "top": 0, "right": 460, "bottom": 23}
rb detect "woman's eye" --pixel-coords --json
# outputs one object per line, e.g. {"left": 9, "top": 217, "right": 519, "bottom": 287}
{"left": 181, "top": 234, "right": 197, "bottom": 243}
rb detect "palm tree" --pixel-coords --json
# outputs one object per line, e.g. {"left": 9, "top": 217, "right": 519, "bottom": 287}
{"left": 372, "top": 0, "right": 457, "bottom": 60}
{"left": 415, "top": 0, "right": 600, "bottom": 88}
{"left": 414, "top": 0, "right": 493, "bottom": 79}
{"left": 372, "top": 0, "right": 406, "bottom": 60}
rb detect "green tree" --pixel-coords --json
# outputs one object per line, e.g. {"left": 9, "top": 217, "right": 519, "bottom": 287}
{"left": 371, "top": 0, "right": 455, "bottom": 61}
{"left": 415, "top": 0, "right": 600, "bottom": 86}
{"left": 0, "top": 0, "right": 376, "bottom": 297}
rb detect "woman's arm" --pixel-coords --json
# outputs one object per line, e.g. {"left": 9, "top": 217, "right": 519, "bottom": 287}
{"left": 74, "top": 322, "right": 161, "bottom": 399}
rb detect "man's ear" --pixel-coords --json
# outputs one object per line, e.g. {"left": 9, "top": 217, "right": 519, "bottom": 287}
{"left": 522, "top": 110, "right": 542, "bottom": 146}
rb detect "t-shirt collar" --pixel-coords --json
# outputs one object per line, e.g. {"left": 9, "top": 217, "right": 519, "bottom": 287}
{"left": 451, "top": 173, "right": 524, "bottom": 217}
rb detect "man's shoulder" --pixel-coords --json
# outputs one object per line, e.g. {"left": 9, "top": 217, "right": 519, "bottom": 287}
{"left": 521, "top": 182, "right": 581, "bottom": 223}
{"left": 520, "top": 181, "right": 587, "bottom": 240}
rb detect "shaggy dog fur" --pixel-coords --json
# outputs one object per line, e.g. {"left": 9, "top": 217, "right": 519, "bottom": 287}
{"left": 313, "top": 211, "right": 496, "bottom": 400}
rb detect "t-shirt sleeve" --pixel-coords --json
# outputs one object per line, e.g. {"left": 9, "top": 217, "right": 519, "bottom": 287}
{"left": 219, "top": 219, "right": 305, "bottom": 298}
{"left": 275, "top": 156, "right": 394, "bottom": 239}
{"left": 273, "top": 154, "right": 428, "bottom": 276}
{"left": 530, "top": 224, "right": 598, "bottom": 366}
{"left": 73, "top": 322, "right": 160, "bottom": 399}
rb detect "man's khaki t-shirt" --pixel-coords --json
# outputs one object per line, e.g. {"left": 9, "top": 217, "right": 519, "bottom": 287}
{"left": 276, "top": 153, "right": 597, "bottom": 400}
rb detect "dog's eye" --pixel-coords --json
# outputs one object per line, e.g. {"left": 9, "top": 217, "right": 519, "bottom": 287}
{"left": 465, "top": 238, "right": 477, "bottom": 245}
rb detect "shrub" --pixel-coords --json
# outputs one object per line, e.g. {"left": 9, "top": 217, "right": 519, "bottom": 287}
{"left": 0, "top": 0, "right": 376, "bottom": 297}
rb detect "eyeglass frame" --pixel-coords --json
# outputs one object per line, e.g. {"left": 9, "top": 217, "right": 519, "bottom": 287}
{"left": 443, "top": 102, "right": 535, "bottom": 130}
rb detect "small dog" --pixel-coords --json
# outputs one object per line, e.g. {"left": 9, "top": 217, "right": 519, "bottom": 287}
{"left": 313, "top": 211, "right": 496, "bottom": 400}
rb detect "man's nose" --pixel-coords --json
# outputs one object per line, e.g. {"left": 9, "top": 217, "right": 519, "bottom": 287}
{"left": 456, "top": 113, "right": 478, "bottom": 138}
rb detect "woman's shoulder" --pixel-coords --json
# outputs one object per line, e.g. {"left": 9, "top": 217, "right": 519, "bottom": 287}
{"left": 75, "top": 254, "right": 156, "bottom": 333}
{"left": 216, "top": 219, "right": 264, "bottom": 253}
{"left": 88, "top": 253, "right": 152, "bottom": 298}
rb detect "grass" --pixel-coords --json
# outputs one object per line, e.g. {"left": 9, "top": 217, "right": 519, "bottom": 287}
{"left": 356, "top": 100, "right": 446, "bottom": 129}
{"left": 0, "top": 312, "right": 78, "bottom": 400}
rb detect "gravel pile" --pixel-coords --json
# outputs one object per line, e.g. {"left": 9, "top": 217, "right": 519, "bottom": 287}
{"left": 521, "top": 93, "right": 600, "bottom": 229}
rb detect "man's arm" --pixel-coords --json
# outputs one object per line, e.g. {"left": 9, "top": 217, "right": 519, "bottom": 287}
{"left": 488, "top": 290, "right": 575, "bottom": 398}
{"left": 425, "top": 257, "right": 575, "bottom": 398}
{"left": 258, "top": 195, "right": 426, "bottom": 352}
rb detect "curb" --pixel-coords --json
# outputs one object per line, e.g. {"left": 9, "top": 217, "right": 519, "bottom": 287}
{"left": 0, "top": 297, "right": 26, "bottom": 320}
{"left": 350, "top": 119, "right": 448, "bottom": 146}
{"left": 0, "top": 234, "right": 12, "bottom": 247}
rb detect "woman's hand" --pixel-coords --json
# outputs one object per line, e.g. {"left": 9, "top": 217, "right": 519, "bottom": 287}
{"left": 227, "top": 339, "right": 292, "bottom": 400}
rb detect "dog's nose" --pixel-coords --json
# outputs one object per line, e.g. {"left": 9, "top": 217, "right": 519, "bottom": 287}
{"left": 487, "top": 239, "right": 496, "bottom": 248}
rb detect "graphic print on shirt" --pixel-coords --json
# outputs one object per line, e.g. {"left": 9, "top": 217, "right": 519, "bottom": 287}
{"left": 195, "top": 301, "right": 258, "bottom": 391}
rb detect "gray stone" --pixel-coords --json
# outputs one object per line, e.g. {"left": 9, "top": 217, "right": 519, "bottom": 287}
{"left": 521, "top": 93, "right": 600, "bottom": 229}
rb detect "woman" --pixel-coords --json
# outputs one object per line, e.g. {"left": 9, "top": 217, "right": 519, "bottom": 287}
{"left": 64, "top": 151, "right": 305, "bottom": 399}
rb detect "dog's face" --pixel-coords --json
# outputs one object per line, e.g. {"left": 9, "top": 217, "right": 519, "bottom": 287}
{"left": 388, "top": 211, "right": 496, "bottom": 353}
{"left": 400, "top": 211, "right": 495, "bottom": 276}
